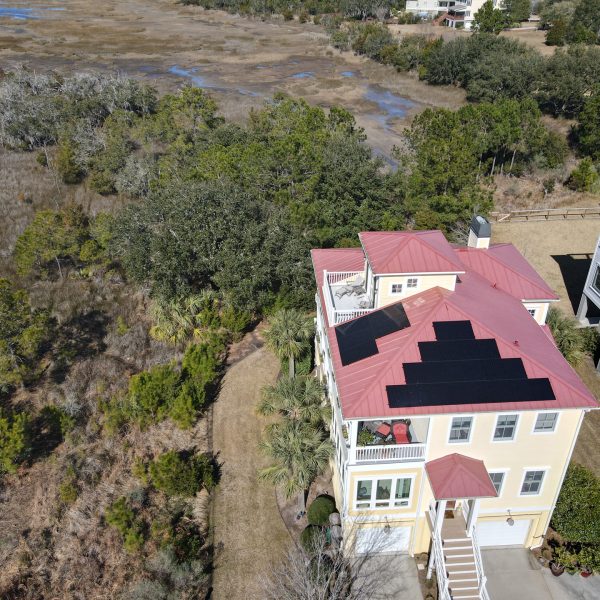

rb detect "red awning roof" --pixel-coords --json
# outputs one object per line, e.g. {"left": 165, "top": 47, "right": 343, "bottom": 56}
{"left": 425, "top": 454, "right": 498, "bottom": 500}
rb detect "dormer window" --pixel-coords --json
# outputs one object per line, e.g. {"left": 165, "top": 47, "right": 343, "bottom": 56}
{"left": 407, "top": 278, "right": 419, "bottom": 289}
{"left": 391, "top": 283, "right": 403, "bottom": 294}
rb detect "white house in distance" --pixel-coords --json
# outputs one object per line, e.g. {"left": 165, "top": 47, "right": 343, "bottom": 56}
{"left": 405, "top": 0, "right": 505, "bottom": 29}
{"left": 311, "top": 217, "right": 597, "bottom": 600}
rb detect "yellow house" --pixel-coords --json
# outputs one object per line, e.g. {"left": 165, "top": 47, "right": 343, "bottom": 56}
{"left": 311, "top": 218, "right": 597, "bottom": 600}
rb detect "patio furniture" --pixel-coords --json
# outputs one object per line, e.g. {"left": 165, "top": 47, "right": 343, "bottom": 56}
{"left": 350, "top": 275, "right": 365, "bottom": 289}
{"left": 358, "top": 299, "right": 370, "bottom": 309}
{"left": 352, "top": 285, "right": 367, "bottom": 296}
{"left": 392, "top": 422, "right": 411, "bottom": 444}
{"left": 375, "top": 422, "right": 391, "bottom": 439}
{"left": 335, "top": 285, "right": 353, "bottom": 299}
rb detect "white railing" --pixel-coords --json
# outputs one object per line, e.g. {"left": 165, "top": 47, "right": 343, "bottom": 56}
{"left": 472, "top": 526, "right": 491, "bottom": 600}
{"left": 354, "top": 443, "right": 426, "bottom": 462}
{"left": 334, "top": 309, "right": 374, "bottom": 324}
{"left": 429, "top": 502, "right": 451, "bottom": 600}
{"left": 327, "top": 271, "right": 363, "bottom": 285}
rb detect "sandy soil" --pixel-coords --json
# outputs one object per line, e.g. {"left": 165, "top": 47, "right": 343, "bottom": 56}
{"left": 0, "top": 0, "right": 465, "bottom": 160}
{"left": 211, "top": 330, "right": 291, "bottom": 600}
{"left": 492, "top": 220, "right": 600, "bottom": 474}
{"left": 391, "top": 22, "right": 555, "bottom": 56}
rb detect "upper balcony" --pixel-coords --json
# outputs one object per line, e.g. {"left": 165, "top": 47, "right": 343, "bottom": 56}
{"left": 352, "top": 418, "right": 429, "bottom": 463}
{"left": 322, "top": 270, "right": 375, "bottom": 325}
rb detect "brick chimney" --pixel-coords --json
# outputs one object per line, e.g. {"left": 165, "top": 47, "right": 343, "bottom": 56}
{"left": 467, "top": 215, "right": 491, "bottom": 249}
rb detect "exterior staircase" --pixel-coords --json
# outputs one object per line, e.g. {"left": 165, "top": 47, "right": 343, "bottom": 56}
{"left": 443, "top": 535, "right": 481, "bottom": 599}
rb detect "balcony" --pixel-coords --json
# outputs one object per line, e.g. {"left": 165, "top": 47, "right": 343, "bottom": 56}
{"left": 353, "top": 418, "right": 429, "bottom": 463}
{"left": 322, "top": 270, "right": 375, "bottom": 325}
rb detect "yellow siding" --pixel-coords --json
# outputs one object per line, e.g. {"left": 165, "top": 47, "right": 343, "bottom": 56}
{"left": 376, "top": 274, "right": 457, "bottom": 308}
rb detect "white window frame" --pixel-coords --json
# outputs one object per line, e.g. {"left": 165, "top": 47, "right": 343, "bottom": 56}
{"left": 492, "top": 413, "right": 519, "bottom": 442}
{"left": 532, "top": 411, "right": 559, "bottom": 434}
{"left": 354, "top": 475, "right": 416, "bottom": 510}
{"left": 448, "top": 415, "right": 474, "bottom": 444}
{"left": 519, "top": 468, "right": 548, "bottom": 497}
{"left": 390, "top": 283, "right": 403, "bottom": 295}
{"left": 488, "top": 470, "right": 508, "bottom": 496}
{"left": 406, "top": 277, "right": 419, "bottom": 289}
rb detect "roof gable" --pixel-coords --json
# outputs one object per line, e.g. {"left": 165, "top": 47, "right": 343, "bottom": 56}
{"left": 359, "top": 231, "right": 465, "bottom": 275}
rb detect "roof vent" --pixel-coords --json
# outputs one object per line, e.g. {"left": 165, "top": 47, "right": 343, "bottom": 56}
{"left": 468, "top": 215, "right": 491, "bottom": 249}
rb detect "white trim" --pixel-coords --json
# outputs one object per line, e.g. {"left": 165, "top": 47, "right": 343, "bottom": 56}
{"left": 519, "top": 467, "right": 550, "bottom": 497}
{"left": 447, "top": 414, "right": 475, "bottom": 444}
{"left": 491, "top": 413, "right": 520, "bottom": 443}
{"left": 354, "top": 474, "right": 416, "bottom": 511}
{"left": 487, "top": 468, "right": 509, "bottom": 497}
{"left": 478, "top": 506, "right": 553, "bottom": 515}
{"left": 372, "top": 270, "right": 465, "bottom": 277}
{"left": 531, "top": 410, "right": 560, "bottom": 435}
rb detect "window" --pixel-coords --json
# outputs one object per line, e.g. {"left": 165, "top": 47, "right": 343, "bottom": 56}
{"left": 391, "top": 283, "right": 403, "bottom": 294}
{"left": 406, "top": 278, "right": 418, "bottom": 289}
{"left": 355, "top": 477, "right": 413, "bottom": 509}
{"left": 488, "top": 472, "right": 505, "bottom": 495}
{"left": 534, "top": 412, "right": 558, "bottom": 433}
{"left": 527, "top": 308, "right": 537, "bottom": 318}
{"left": 521, "top": 470, "right": 545, "bottom": 495}
{"left": 449, "top": 417, "right": 472, "bottom": 443}
{"left": 593, "top": 266, "right": 600, "bottom": 294}
{"left": 494, "top": 414, "right": 518, "bottom": 441}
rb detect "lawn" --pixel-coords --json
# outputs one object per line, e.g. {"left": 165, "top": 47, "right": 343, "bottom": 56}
{"left": 493, "top": 220, "right": 600, "bottom": 475}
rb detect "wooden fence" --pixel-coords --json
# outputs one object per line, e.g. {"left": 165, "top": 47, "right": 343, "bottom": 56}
{"left": 490, "top": 207, "right": 600, "bottom": 223}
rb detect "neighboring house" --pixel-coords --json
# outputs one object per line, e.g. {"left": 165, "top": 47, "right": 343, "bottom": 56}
{"left": 311, "top": 217, "right": 597, "bottom": 599}
{"left": 405, "top": 0, "right": 504, "bottom": 29}
{"left": 576, "top": 234, "right": 600, "bottom": 328}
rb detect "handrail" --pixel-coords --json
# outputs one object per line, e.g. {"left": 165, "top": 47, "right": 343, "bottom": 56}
{"left": 429, "top": 502, "right": 451, "bottom": 600}
{"left": 327, "top": 270, "right": 363, "bottom": 285}
{"left": 354, "top": 443, "right": 426, "bottom": 462}
{"left": 334, "top": 308, "right": 374, "bottom": 324}
{"left": 472, "top": 526, "right": 490, "bottom": 600}
{"left": 490, "top": 207, "right": 600, "bottom": 222}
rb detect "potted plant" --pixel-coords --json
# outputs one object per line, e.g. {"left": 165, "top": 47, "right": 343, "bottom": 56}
{"left": 578, "top": 545, "right": 600, "bottom": 578}
{"left": 552, "top": 546, "right": 577, "bottom": 577}
{"left": 357, "top": 428, "right": 375, "bottom": 446}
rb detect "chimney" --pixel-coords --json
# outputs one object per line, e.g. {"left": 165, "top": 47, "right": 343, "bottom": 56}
{"left": 467, "top": 215, "right": 491, "bottom": 249}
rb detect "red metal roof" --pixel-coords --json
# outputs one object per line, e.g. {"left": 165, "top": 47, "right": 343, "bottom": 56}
{"left": 311, "top": 235, "right": 598, "bottom": 418}
{"left": 456, "top": 244, "right": 559, "bottom": 301}
{"left": 359, "top": 231, "right": 465, "bottom": 275}
{"left": 426, "top": 454, "right": 498, "bottom": 500}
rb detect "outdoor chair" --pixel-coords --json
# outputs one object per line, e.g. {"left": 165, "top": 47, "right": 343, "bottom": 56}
{"left": 335, "top": 286, "right": 353, "bottom": 299}
{"left": 392, "top": 422, "right": 411, "bottom": 444}
{"left": 374, "top": 422, "right": 391, "bottom": 439}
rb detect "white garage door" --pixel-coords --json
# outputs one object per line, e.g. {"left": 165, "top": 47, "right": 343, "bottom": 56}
{"left": 355, "top": 526, "right": 411, "bottom": 554}
{"left": 477, "top": 519, "right": 531, "bottom": 547}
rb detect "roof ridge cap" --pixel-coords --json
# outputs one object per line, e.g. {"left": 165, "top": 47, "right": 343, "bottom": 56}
{"left": 380, "top": 232, "right": 461, "bottom": 272}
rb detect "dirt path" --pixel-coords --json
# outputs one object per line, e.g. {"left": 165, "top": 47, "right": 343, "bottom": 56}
{"left": 211, "top": 335, "right": 290, "bottom": 600}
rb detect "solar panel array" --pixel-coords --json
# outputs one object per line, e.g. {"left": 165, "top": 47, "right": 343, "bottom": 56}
{"left": 387, "top": 320, "right": 555, "bottom": 409}
{"left": 335, "top": 304, "right": 410, "bottom": 366}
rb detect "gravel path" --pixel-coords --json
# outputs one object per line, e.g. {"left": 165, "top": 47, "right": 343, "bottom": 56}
{"left": 211, "top": 339, "right": 290, "bottom": 600}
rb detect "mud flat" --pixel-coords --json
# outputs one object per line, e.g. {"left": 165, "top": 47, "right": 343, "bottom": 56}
{"left": 0, "top": 0, "right": 465, "bottom": 158}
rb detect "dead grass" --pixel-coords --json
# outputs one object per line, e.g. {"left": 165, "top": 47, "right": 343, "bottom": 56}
{"left": 211, "top": 333, "right": 291, "bottom": 600}
{"left": 492, "top": 220, "right": 600, "bottom": 475}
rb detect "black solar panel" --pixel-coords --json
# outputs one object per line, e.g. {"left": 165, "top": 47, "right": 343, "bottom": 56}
{"left": 386, "top": 318, "right": 555, "bottom": 409}
{"left": 335, "top": 303, "right": 410, "bottom": 367}
{"left": 403, "top": 358, "right": 527, "bottom": 384}
{"left": 387, "top": 378, "right": 556, "bottom": 408}
{"left": 432, "top": 320, "right": 474, "bottom": 341}
{"left": 418, "top": 339, "right": 500, "bottom": 362}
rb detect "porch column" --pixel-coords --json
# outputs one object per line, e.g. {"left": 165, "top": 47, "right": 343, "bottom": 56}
{"left": 466, "top": 498, "right": 480, "bottom": 537}
{"left": 426, "top": 499, "right": 447, "bottom": 579}
{"left": 576, "top": 293, "right": 588, "bottom": 323}
{"left": 348, "top": 421, "right": 358, "bottom": 464}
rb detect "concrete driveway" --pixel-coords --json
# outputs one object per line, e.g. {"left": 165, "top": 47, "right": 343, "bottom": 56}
{"left": 354, "top": 554, "right": 423, "bottom": 600}
{"left": 483, "top": 548, "right": 600, "bottom": 600}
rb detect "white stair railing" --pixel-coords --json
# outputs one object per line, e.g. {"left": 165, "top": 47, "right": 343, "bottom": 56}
{"left": 428, "top": 501, "right": 451, "bottom": 600}
{"left": 471, "top": 526, "right": 490, "bottom": 600}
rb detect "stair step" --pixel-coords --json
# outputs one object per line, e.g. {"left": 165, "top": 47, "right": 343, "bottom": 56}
{"left": 447, "top": 568, "right": 477, "bottom": 575}
{"left": 449, "top": 575, "right": 478, "bottom": 583}
{"left": 451, "top": 582, "right": 479, "bottom": 590}
{"left": 444, "top": 537, "right": 470, "bottom": 543}
{"left": 451, "top": 595, "right": 480, "bottom": 599}
{"left": 445, "top": 553, "right": 475, "bottom": 559}
{"left": 446, "top": 557, "right": 475, "bottom": 566}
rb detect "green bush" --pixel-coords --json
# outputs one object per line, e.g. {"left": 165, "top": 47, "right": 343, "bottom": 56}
{"left": 567, "top": 158, "right": 599, "bottom": 192}
{"left": 147, "top": 451, "right": 215, "bottom": 497}
{"left": 300, "top": 524, "right": 326, "bottom": 553}
{"left": 547, "top": 307, "right": 593, "bottom": 366}
{"left": 0, "top": 410, "right": 29, "bottom": 474}
{"left": 56, "top": 138, "right": 84, "bottom": 184}
{"left": 105, "top": 496, "right": 145, "bottom": 552}
{"left": 307, "top": 494, "right": 337, "bottom": 526}
{"left": 552, "top": 463, "right": 600, "bottom": 543}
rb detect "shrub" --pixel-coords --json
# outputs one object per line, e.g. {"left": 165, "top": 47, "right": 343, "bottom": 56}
{"left": 105, "top": 496, "right": 145, "bottom": 552}
{"left": 552, "top": 463, "right": 600, "bottom": 543}
{"left": 148, "top": 451, "right": 215, "bottom": 497}
{"left": 0, "top": 410, "right": 29, "bottom": 474}
{"left": 300, "top": 524, "right": 326, "bottom": 553}
{"left": 567, "top": 158, "right": 599, "bottom": 192}
{"left": 307, "top": 494, "right": 337, "bottom": 526}
{"left": 547, "top": 307, "right": 591, "bottom": 366}
{"left": 56, "top": 137, "right": 84, "bottom": 184}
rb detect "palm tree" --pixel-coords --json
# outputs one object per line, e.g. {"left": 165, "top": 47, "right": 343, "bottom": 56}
{"left": 258, "top": 376, "right": 330, "bottom": 427}
{"left": 259, "top": 420, "right": 333, "bottom": 513}
{"left": 547, "top": 307, "right": 588, "bottom": 366}
{"left": 264, "top": 309, "right": 314, "bottom": 379}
